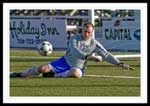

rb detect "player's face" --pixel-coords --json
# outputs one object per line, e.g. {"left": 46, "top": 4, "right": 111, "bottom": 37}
{"left": 82, "top": 26, "right": 93, "bottom": 41}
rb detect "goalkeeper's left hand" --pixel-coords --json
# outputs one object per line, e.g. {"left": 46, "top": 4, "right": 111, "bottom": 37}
{"left": 87, "top": 55, "right": 102, "bottom": 63}
{"left": 118, "top": 62, "right": 135, "bottom": 70}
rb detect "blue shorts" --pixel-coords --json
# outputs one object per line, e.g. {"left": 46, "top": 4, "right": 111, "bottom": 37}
{"left": 48, "top": 56, "right": 84, "bottom": 75}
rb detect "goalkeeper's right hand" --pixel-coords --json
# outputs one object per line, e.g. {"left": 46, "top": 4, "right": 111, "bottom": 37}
{"left": 118, "top": 62, "right": 135, "bottom": 70}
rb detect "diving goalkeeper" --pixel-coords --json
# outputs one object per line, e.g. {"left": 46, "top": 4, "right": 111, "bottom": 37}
{"left": 10, "top": 22, "right": 134, "bottom": 78}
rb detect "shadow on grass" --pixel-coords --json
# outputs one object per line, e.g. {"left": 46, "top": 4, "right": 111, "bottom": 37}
{"left": 87, "top": 64, "right": 140, "bottom": 67}
{"left": 10, "top": 84, "right": 140, "bottom": 88}
{"left": 10, "top": 80, "right": 140, "bottom": 88}
{"left": 10, "top": 59, "right": 53, "bottom": 62}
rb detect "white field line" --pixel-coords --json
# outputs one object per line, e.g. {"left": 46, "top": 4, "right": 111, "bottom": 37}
{"left": 114, "top": 54, "right": 141, "bottom": 58}
{"left": 96, "top": 54, "right": 140, "bottom": 60}
{"left": 84, "top": 75, "right": 140, "bottom": 79}
{"left": 9, "top": 72, "right": 140, "bottom": 79}
{"left": 10, "top": 56, "right": 59, "bottom": 59}
{"left": 11, "top": 54, "right": 140, "bottom": 59}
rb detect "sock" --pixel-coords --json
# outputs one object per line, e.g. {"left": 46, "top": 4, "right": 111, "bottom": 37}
{"left": 21, "top": 66, "right": 40, "bottom": 77}
{"left": 54, "top": 70, "right": 70, "bottom": 78}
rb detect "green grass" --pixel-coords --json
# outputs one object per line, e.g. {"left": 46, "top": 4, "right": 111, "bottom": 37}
{"left": 10, "top": 49, "right": 140, "bottom": 96}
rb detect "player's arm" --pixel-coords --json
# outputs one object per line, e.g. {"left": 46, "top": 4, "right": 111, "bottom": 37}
{"left": 87, "top": 54, "right": 102, "bottom": 62}
{"left": 95, "top": 41, "right": 135, "bottom": 70}
{"left": 69, "top": 35, "right": 88, "bottom": 60}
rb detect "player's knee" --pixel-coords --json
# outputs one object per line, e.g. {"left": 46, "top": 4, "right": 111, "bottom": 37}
{"left": 69, "top": 68, "right": 82, "bottom": 78}
{"left": 38, "top": 64, "right": 51, "bottom": 73}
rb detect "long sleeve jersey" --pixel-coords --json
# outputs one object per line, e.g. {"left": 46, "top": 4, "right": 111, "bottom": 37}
{"left": 64, "top": 34, "right": 120, "bottom": 69}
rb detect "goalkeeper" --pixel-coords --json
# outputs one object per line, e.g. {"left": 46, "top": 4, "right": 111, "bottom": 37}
{"left": 10, "top": 22, "right": 134, "bottom": 78}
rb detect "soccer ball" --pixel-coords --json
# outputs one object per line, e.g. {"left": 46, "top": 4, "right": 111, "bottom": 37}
{"left": 37, "top": 41, "right": 53, "bottom": 56}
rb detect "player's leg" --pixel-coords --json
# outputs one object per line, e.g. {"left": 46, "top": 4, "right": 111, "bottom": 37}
{"left": 20, "top": 66, "right": 40, "bottom": 77}
{"left": 11, "top": 56, "right": 67, "bottom": 78}
{"left": 21, "top": 64, "right": 54, "bottom": 77}
{"left": 11, "top": 56, "right": 83, "bottom": 78}
{"left": 42, "top": 56, "right": 83, "bottom": 78}
{"left": 10, "top": 57, "right": 67, "bottom": 78}
{"left": 10, "top": 64, "right": 54, "bottom": 78}
{"left": 68, "top": 67, "right": 83, "bottom": 78}
{"left": 10, "top": 67, "right": 39, "bottom": 78}
{"left": 54, "top": 67, "right": 83, "bottom": 78}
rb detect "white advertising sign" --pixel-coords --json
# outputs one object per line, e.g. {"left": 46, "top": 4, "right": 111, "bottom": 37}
{"left": 95, "top": 17, "right": 140, "bottom": 51}
{"left": 10, "top": 17, "right": 67, "bottom": 49}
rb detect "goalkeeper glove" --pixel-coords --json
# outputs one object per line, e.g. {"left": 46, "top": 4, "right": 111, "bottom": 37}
{"left": 118, "top": 62, "right": 135, "bottom": 70}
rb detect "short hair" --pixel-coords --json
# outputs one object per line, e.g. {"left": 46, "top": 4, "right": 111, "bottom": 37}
{"left": 83, "top": 22, "right": 94, "bottom": 29}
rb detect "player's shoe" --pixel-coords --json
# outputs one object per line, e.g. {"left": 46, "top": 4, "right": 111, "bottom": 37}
{"left": 42, "top": 72, "right": 54, "bottom": 77}
{"left": 10, "top": 72, "right": 22, "bottom": 78}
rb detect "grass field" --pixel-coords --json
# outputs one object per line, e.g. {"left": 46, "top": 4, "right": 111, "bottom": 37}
{"left": 10, "top": 49, "right": 140, "bottom": 96}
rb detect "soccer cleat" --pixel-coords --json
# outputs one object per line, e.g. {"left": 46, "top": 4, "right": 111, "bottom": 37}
{"left": 42, "top": 72, "right": 54, "bottom": 77}
{"left": 10, "top": 72, "right": 22, "bottom": 78}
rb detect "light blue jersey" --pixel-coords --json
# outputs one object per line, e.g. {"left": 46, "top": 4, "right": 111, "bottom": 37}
{"left": 64, "top": 34, "right": 120, "bottom": 69}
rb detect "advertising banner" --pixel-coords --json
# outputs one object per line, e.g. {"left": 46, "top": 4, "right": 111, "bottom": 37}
{"left": 95, "top": 17, "right": 140, "bottom": 51}
{"left": 10, "top": 17, "right": 67, "bottom": 49}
